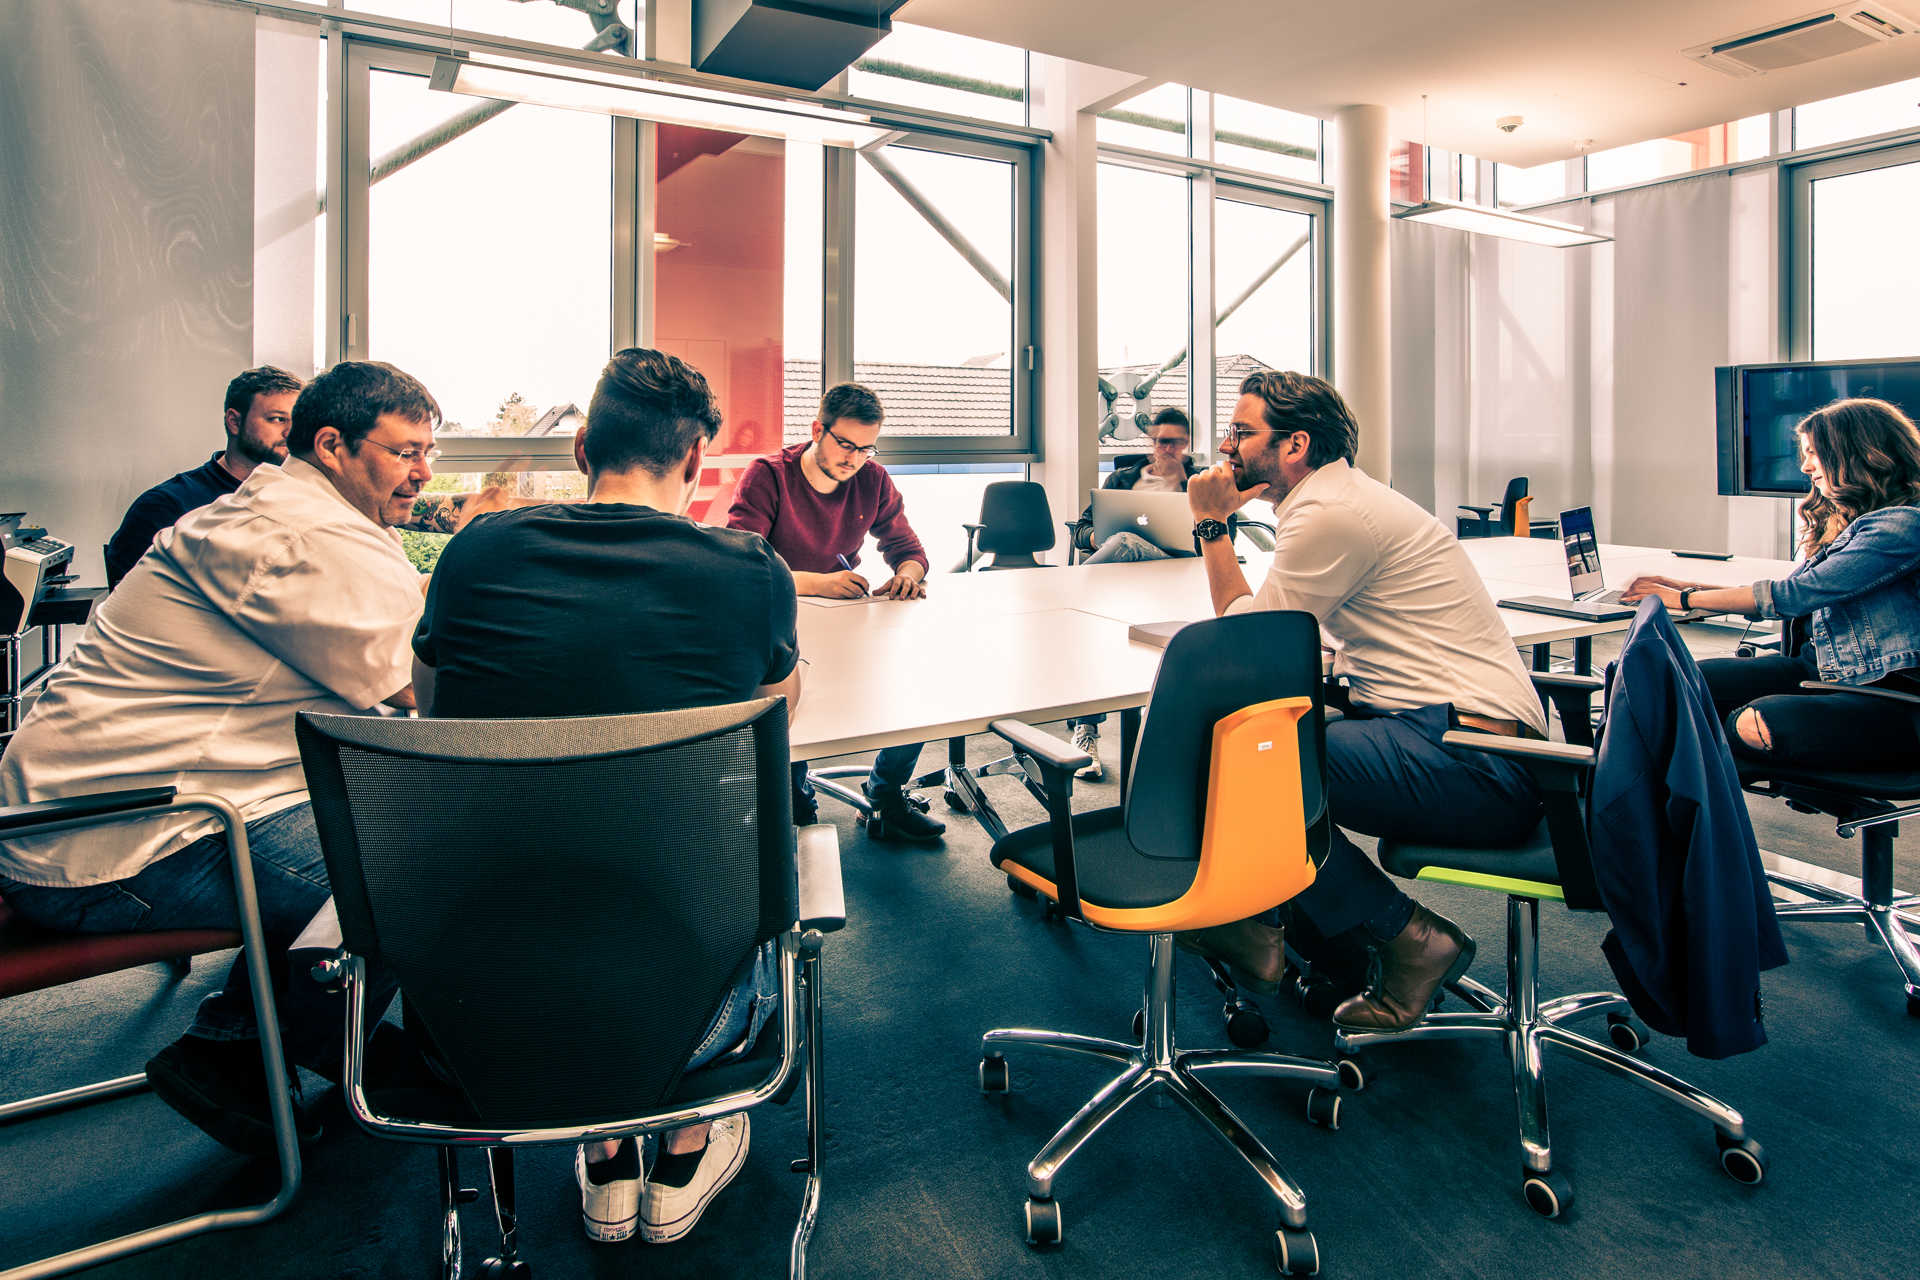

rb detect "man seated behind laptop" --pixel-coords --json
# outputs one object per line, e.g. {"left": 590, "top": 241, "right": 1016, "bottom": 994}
{"left": 1069, "top": 406, "right": 1209, "bottom": 565}
{"left": 411, "top": 347, "right": 802, "bottom": 1247}
{"left": 1183, "top": 370, "right": 1547, "bottom": 1031}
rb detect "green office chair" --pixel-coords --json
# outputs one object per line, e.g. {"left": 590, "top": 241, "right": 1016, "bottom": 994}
{"left": 1334, "top": 673, "right": 1767, "bottom": 1218}
{"left": 974, "top": 611, "right": 1342, "bottom": 1276}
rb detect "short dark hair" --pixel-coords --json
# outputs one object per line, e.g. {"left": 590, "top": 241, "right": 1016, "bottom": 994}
{"left": 818, "top": 382, "right": 883, "bottom": 429}
{"left": 289, "top": 362, "right": 441, "bottom": 454}
{"left": 224, "top": 366, "right": 304, "bottom": 420}
{"left": 1150, "top": 406, "right": 1191, "bottom": 436}
{"left": 582, "top": 347, "right": 723, "bottom": 477}
{"left": 1238, "top": 370, "right": 1358, "bottom": 467}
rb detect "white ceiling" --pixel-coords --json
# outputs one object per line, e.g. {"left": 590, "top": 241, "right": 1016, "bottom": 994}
{"left": 895, "top": 0, "right": 1920, "bottom": 166}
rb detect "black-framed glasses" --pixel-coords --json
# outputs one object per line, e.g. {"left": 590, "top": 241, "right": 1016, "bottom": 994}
{"left": 1151, "top": 436, "right": 1189, "bottom": 448}
{"left": 360, "top": 438, "right": 441, "bottom": 465}
{"left": 824, "top": 425, "right": 879, "bottom": 459}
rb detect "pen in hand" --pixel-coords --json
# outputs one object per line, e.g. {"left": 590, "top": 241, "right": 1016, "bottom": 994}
{"left": 835, "top": 553, "right": 872, "bottom": 598}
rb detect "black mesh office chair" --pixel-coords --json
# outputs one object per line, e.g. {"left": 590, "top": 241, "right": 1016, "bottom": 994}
{"left": 963, "top": 480, "right": 1056, "bottom": 571}
{"left": 1458, "top": 476, "right": 1559, "bottom": 539}
{"left": 1742, "top": 681, "right": 1920, "bottom": 1017}
{"left": 975, "top": 612, "right": 1342, "bottom": 1276}
{"left": 1334, "top": 672, "right": 1768, "bottom": 1218}
{"left": 294, "top": 699, "right": 843, "bottom": 1280}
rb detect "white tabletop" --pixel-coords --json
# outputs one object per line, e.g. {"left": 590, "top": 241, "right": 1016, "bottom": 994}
{"left": 788, "top": 539, "right": 1798, "bottom": 760}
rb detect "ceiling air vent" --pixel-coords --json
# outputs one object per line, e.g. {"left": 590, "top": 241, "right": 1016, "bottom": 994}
{"left": 1684, "top": 5, "right": 1915, "bottom": 77}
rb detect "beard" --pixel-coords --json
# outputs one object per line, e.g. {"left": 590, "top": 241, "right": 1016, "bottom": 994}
{"left": 232, "top": 430, "right": 289, "bottom": 467}
{"left": 1236, "top": 453, "right": 1288, "bottom": 500}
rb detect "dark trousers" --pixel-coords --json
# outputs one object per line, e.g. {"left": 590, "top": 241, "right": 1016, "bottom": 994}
{"left": 1699, "top": 650, "right": 1920, "bottom": 770}
{"left": 791, "top": 741, "right": 927, "bottom": 800}
{"left": 1290, "top": 703, "right": 1544, "bottom": 938}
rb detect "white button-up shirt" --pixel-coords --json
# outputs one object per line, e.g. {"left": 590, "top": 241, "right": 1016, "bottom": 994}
{"left": 0, "top": 458, "right": 423, "bottom": 886}
{"left": 1226, "top": 459, "right": 1547, "bottom": 733}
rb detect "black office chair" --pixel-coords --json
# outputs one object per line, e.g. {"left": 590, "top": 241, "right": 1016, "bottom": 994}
{"left": 1334, "top": 672, "right": 1767, "bottom": 1218}
{"left": 975, "top": 611, "right": 1342, "bottom": 1276}
{"left": 963, "top": 480, "right": 1056, "bottom": 571}
{"left": 294, "top": 699, "right": 843, "bottom": 1280}
{"left": 1458, "top": 477, "right": 1559, "bottom": 539}
{"left": 1742, "top": 680, "right": 1920, "bottom": 1017}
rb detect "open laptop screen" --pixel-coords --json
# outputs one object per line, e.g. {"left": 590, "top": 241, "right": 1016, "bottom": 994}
{"left": 1560, "top": 507, "right": 1605, "bottom": 597}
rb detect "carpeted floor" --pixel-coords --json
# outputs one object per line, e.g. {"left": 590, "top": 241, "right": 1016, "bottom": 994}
{"left": 4, "top": 626, "right": 1917, "bottom": 1280}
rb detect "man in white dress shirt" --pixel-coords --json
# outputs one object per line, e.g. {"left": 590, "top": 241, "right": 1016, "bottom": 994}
{"left": 0, "top": 361, "right": 438, "bottom": 1151}
{"left": 1185, "top": 370, "right": 1547, "bottom": 1031}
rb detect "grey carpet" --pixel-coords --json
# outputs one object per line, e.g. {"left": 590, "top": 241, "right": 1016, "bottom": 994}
{"left": 4, "top": 625, "right": 1916, "bottom": 1279}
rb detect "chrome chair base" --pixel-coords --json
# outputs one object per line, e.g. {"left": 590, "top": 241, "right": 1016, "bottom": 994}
{"left": 1335, "top": 896, "right": 1761, "bottom": 1216}
{"left": 980, "top": 934, "right": 1339, "bottom": 1245}
{"left": 1767, "top": 826, "right": 1920, "bottom": 1011}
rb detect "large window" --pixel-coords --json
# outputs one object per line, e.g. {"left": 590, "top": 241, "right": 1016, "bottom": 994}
{"left": 1098, "top": 84, "right": 1191, "bottom": 156}
{"left": 1794, "top": 144, "right": 1920, "bottom": 360}
{"left": 1215, "top": 189, "right": 1317, "bottom": 426}
{"left": 349, "top": 0, "right": 641, "bottom": 53}
{"left": 1584, "top": 117, "right": 1769, "bottom": 190}
{"left": 1795, "top": 76, "right": 1920, "bottom": 150}
{"left": 1495, "top": 160, "right": 1572, "bottom": 208}
{"left": 1212, "top": 94, "right": 1319, "bottom": 183}
{"left": 1096, "top": 163, "right": 1190, "bottom": 452}
{"left": 847, "top": 22, "right": 1026, "bottom": 126}
{"left": 364, "top": 66, "right": 613, "bottom": 437}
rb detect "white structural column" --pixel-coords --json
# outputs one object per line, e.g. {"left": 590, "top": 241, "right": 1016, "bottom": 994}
{"left": 1331, "top": 105, "right": 1392, "bottom": 481}
{"left": 1030, "top": 58, "right": 1151, "bottom": 548}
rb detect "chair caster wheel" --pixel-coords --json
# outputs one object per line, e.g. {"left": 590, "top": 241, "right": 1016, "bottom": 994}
{"left": 1522, "top": 1169, "right": 1573, "bottom": 1219}
{"left": 979, "top": 1053, "right": 1010, "bottom": 1094}
{"left": 476, "top": 1259, "right": 531, "bottom": 1279}
{"left": 1605, "top": 1012, "right": 1649, "bottom": 1053}
{"left": 1226, "top": 1002, "right": 1270, "bottom": 1048}
{"left": 1273, "top": 1226, "right": 1319, "bottom": 1275}
{"left": 1716, "top": 1131, "right": 1766, "bottom": 1185}
{"left": 944, "top": 788, "right": 968, "bottom": 812}
{"left": 1006, "top": 874, "right": 1038, "bottom": 901}
{"left": 1305, "top": 1088, "right": 1340, "bottom": 1130}
{"left": 1336, "top": 1057, "right": 1368, "bottom": 1092}
{"left": 1291, "top": 973, "right": 1347, "bottom": 1021}
{"left": 1025, "top": 1197, "right": 1062, "bottom": 1246}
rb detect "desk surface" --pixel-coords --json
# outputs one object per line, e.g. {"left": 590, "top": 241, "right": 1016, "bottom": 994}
{"left": 789, "top": 539, "right": 1795, "bottom": 759}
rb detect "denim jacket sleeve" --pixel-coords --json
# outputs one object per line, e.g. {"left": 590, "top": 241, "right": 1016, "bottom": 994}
{"left": 1753, "top": 506, "right": 1920, "bottom": 619}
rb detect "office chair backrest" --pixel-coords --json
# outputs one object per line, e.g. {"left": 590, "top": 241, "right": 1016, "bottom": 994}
{"left": 295, "top": 698, "right": 797, "bottom": 1130}
{"left": 1124, "top": 611, "right": 1327, "bottom": 864}
{"left": 975, "top": 481, "right": 1057, "bottom": 557}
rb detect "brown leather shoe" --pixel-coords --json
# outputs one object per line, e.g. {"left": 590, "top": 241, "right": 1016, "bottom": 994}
{"left": 1331, "top": 905, "right": 1476, "bottom": 1031}
{"left": 1175, "top": 917, "right": 1285, "bottom": 994}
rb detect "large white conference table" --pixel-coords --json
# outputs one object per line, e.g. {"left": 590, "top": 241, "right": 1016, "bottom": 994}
{"left": 788, "top": 537, "right": 1794, "bottom": 837}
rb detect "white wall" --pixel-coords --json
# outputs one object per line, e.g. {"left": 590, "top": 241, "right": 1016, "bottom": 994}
{"left": 0, "top": 0, "right": 254, "bottom": 582}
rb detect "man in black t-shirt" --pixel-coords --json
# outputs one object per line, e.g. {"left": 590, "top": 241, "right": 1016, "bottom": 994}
{"left": 412, "top": 347, "right": 802, "bottom": 1249}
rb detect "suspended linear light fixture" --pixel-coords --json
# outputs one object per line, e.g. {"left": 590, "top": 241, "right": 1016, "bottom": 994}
{"left": 1393, "top": 198, "right": 1610, "bottom": 247}
{"left": 429, "top": 54, "right": 900, "bottom": 150}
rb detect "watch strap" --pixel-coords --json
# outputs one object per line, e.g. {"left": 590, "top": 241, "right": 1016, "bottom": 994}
{"left": 1194, "top": 518, "right": 1230, "bottom": 543}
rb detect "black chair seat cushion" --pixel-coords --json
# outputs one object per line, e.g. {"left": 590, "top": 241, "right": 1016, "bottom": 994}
{"left": 1738, "top": 761, "right": 1920, "bottom": 802}
{"left": 990, "top": 807, "right": 1199, "bottom": 911}
{"left": 1377, "top": 818, "right": 1561, "bottom": 886}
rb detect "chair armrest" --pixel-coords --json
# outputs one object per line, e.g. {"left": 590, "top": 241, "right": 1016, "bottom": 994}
{"left": 961, "top": 523, "right": 983, "bottom": 534}
{"left": 1440, "top": 730, "right": 1592, "bottom": 765}
{"left": 0, "top": 786, "right": 178, "bottom": 835}
{"left": 1798, "top": 679, "right": 1920, "bottom": 708}
{"left": 795, "top": 823, "right": 846, "bottom": 933}
{"left": 1457, "top": 504, "right": 1495, "bottom": 517}
{"left": 1531, "top": 673, "right": 1603, "bottom": 693}
{"left": 989, "top": 718, "right": 1092, "bottom": 775}
{"left": 1440, "top": 731, "right": 1603, "bottom": 909}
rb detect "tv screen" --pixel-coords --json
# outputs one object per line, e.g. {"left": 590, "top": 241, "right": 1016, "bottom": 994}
{"left": 1716, "top": 358, "right": 1920, "bottom": 498}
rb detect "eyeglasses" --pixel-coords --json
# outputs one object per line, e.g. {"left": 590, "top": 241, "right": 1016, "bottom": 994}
{"left": 1223, "top": 426, "right": 1271, "bottom": 446}
{"left": 823, "top": 425, "right": 879, "bottom": 459}
{"left": 1151, "top": 436, "right": 1189, "bottom": 448}
{"left": 360, "top": 438, "right": 441, "bottom": 465}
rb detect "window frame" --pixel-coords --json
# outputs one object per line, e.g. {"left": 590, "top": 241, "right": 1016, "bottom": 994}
{"left": 1786, "top": 139, "right": 1920, "bottom": 362}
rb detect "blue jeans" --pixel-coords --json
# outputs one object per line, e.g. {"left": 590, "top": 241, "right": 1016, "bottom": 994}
{"left": 686, "top": 941, "right": 780, "bottom": 1073}
{"left": 0, "top": 803, "right": 384, "bottom": 1076}
{"left": 1083, "top": 531, "right": 1179, "bottom": 564}
{"left": 791, "top": 741, "right": 926, "bottom": 802}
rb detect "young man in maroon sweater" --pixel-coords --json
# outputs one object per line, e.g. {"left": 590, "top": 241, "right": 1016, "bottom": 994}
{"left": 726, "top": 382, "right": 945, "bottom": 842}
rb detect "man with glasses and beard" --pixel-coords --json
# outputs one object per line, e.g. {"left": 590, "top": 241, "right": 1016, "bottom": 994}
{"left": 105, "top": 365, "right": 305, "bottom": 587}
{"left": 1180, "top": 370, "right": 1547, "bottom": 1033}
{"left": 726, "top": 382, "right": 945, "bottom": 843}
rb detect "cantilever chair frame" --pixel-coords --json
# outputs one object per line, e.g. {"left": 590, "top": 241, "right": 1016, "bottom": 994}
{"left": 1744, "top": 679, "right": 1920, "bottom": 1016}
{"left": 0, "top": 789, "right": 301, "bottom": 1280}
{"left": 1334, "top": 673, "right": 1766, "bottom": 1219}
{"left": 975, "top": 613, "right": 1341, "bottom": 1277}
{"left": 296, "top": 703, "right": 842, "bottom": 1280}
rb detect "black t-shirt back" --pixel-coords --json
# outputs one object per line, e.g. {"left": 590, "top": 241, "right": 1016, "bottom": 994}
{"left": 413, "top": 503, "right": 799, "bottom": 720}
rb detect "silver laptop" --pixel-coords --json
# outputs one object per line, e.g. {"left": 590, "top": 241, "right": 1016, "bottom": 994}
{"left": 1089, "top": 490, "right": 1198, "bottom": 555}
{"left": 1497, "top": 505, "right": 1638, "bottom": 620}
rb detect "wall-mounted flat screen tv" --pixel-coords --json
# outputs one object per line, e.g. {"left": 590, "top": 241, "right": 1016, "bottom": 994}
{"left": 1715, "top": 357, "right": 1920, "bottom": 497}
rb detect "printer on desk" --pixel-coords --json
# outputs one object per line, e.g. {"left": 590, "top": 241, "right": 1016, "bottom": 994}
{"left": 2, "top": 513, "right": 93, "bottom": 638}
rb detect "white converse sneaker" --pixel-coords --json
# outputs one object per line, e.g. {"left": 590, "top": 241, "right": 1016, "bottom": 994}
{"left": 575, "top": 1139, "right": 641, "bottom": 1243}
{"left": 1071, "top": 723, "right": 1104, "bottom": 781}
{"left": 639, "top": 1114, "right": 750, "bottom": 1244}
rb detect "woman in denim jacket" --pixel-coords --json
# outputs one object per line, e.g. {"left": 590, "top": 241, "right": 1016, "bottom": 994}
{"left": 1624, "top": 397, "right": 1920, "bottom": 768}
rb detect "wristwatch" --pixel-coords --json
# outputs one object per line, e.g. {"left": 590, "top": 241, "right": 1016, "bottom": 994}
{"left": 1194, "top": 518, "right": 1230, "bottom": 543}
{"left": 1679, "top": 587, "right": 1696, "bottom": 611}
